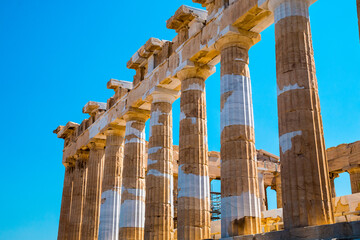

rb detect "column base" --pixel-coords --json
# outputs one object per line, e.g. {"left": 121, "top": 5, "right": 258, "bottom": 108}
{"left": 215, "top": 221, "right": 360, "bottom": 240}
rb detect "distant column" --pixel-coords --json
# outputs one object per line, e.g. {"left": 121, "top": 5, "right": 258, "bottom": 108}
{"left": 119, "top": 110, "right": 149, "bottom": 239}
{"left": 269, "top": 0, "right": 334, "bottom": 229}
{"left": 329, "top": 172, "right": 339, "bottom": 198}
{"left": 145, "top": 89, "right": 177, "bottom": 240}
{"left": 272, "top": 172, "right": 282, "bottom": 209}
{"left": 81, "top": 140, "right": 106, "bottom": 240}
{"left": 68, "top": 151, "right": 89, "bottom": 240}
{"left": 98, "top": 127, "right": 125, "bottom": 240}
{"left": 58, "top": 160, "right": 75, "bottom": 240}
{"left": 219, "top": 36, "right": 261, "bottom": 237}
{"left": 177, "top": 66, "right": 213, "bottom": 240}
{"left": 348, "top": 167, "right": 360, "bottom": 194}
{"left": 258, "top": 170, "right": 267, "bottom": 212}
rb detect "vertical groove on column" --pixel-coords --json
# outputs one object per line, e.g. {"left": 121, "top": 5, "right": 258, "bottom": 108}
{"left": 58, "top": 164, "right": 75, "bottom": 240}
{"left": 220, "top": 45, "right": 261, "bottom": 238}
{"left": 119, "top": 119, "right": 147, "bottom": 239}
{"left": 81, "top": 141, "right": 105, "bottom": 240}
{"left": 68, "top": 152, "right": 88, "bottom": 240}
{"left": 145, "top": 98, "right": 174, "bottom": 240}
{"left": 99, "top": 129, "right": 125, "bottom": 240}
{"left": 271, "top": 0, "right": 334, "bottom": 229}
{"left": 178, "top": 77, "right": 211, "bottom": 240}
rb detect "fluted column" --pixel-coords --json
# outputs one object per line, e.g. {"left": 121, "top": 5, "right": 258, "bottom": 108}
{"left": 348, "top": 167, "right": 360, "bottom": 193}
{"left": 68, "top": 151, "right": 89, "bottom": 240}
{"left": 269, "top": 0, "right": 334, "bottom": 229}
{"left": 145, "top": 90, "right": 177, "bottom": 240}
{"left": 58, "top": 161, "right": 75, "bottom": 240}
{"left": 177, "top": 66, "right": 213, "bottom": 240}
{"left": 329, "top": 172, "right": 339, "bottom": 198}
{"left": 218, "top": 35, "right": 261, "bottom": 237}
{"left": 98, "top": 127, "right": 125, "bottom": 240}
{"left": 119, "top": 110, "right": 149, "bottom": 239}
{"left": 81, "top": 140, "right": 106, "bottom": 240}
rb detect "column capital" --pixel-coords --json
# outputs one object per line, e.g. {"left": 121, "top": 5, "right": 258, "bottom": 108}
{"left": 215, "top": 27, "right": 261, "bottom": 51}
{"left": 88, "top": 139, "right": 106, "bottom": 150}
{"left": 104, "top": 125, "right": 126, "bottom": 136}
{"left": 268, "top": 0, "right": 314, "bottom": 12}
{"left": 150, "top": 87, "right": 180, "bottom": 104}
{"left": 273, "top": 171, "right": 281, "bottom": 178}
{"left": 74, "top": 150, "right": 90, "bottom": 161}
{"left": 64, "top": 156, "right": 76, "bottom": 168}
{"left": 123, "top": 107, "right": 150, "bottom": 122}
{"left": 329, "top": 172, "right": 340, "bottom": 179}
{"left": 347, "top": 165, "right": 360, "bottom": 174}
{"left": 176, "top": 61, "right": 215, "bottom": 81}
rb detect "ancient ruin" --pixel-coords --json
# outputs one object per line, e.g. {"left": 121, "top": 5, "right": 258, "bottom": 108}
{"left": 55, "top": 0, "right": 360, "bottom": 239}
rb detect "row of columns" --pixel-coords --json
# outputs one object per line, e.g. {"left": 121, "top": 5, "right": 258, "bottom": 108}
{"left": 57, "top": 0, "right": 348, "bottom": 239}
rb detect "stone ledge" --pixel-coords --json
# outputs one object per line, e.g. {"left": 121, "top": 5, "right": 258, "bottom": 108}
{"left": 218, "top": 221, "right": 360, "bottom": 240}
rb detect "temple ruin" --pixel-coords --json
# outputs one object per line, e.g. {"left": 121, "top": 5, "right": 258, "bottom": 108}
{"left": 55, "top": 0, "right": 360, "bottom": 239}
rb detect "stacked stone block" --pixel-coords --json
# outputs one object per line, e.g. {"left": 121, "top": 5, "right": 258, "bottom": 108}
{"left": 144, "top": 91, "right": 177, "bottom": 240}
{"left": 58, "top": 162, "right": 75, "bottom": 240}
{"left": 119, "top": 111, "right": 149, "bottom": 239}
{"left": 177, "top": 67, "right": 212, "bottom": 240}
{"left": 68, "top": 151, "right": 89, "bottom": 240}
{"left": 220, "top": 42, "right": 261, "bottom": 237}
{"left": 81, "top": 140, "right": 105, "bottom": 240}
{"left": 269, "top": 0, "right": 334, "bottom": 229}
{"left": 98, "top": 128, "right": 125, "bottom": 240}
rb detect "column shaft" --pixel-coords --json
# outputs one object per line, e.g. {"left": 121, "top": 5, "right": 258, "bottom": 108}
{"left": 145, "top": 95, "right": 175, "bottom": 240}
{"left": 220, "top": 45, "right": 261, "bottom": 237}
{"left": 119, "top": 117, "right": 147, "bottom": 239}
{"left": 178, "top": 76, "right": 210, "bottom": 240}
{"left": 329, "top": 172, "right": 339, "bottom": 198}
{"left": 81, "top": 141, "right": 105, "bottom": 240}
{"left": 58, "top": 164, "right": 75, "bottom": 240}
{"left": 349, "top": 168, "right": 360, "bottom": 193}
{"left": 99, "top": 129, "right": 125, "bottom": 240}
{"left": 258, "top": 172, "right": 267, "bottom": 212}
{"left": 274, "top": 172, "right": 282, "bottom": 209}
{"left": 270, "top": 0, "right": 334, "bottom": 229}
{"left": 68, "top": 152, "right": 88, "bottom": 240}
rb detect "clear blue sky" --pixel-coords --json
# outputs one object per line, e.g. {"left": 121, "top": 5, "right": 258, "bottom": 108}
{"left": 0, "top": 0, "right": 359, "bottom": 239}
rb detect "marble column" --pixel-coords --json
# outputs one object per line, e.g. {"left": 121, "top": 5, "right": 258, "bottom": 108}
{"left": 348, "top": 167, "right": 360, "bottom": 194}
{"left": 98, "top": 127, "right": 125, "bottom": 240}
{"left": 177, "top": 66, "right": 213, "bottom": 240}
{"left": 219, "top": 39, "right": 261, "bottom": 237}
{"left": 329, "top": 172, "right": 339, "bottom": 198}
{"left": 269, "top": 0, "right": 334, "bottom": 229}
{"left": 68, "top": 151, "right": 89, "bottom": 240}
{"left": 145, "top": 90, "right": 177, "bottom": 240}
{"left": 58, "top": 161, "right": 75, "bottom": 240}
{"left": 119, "top": 110, "right": 149, "bottom": 239}
{"left": 81, "top": 140, "right": 106, "bottom": 240}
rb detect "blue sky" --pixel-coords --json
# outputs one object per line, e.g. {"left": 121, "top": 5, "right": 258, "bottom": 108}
{"left": 0, "top": 0, "right": 359, "bottom": 239}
